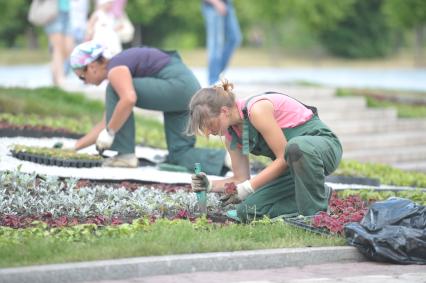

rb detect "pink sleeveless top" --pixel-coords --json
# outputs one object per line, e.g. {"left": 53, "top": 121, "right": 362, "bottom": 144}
{"left": 225, "top": 93, "right": 314, "bottom": 142}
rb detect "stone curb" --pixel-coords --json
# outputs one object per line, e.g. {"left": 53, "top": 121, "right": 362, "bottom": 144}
{"left": 0, "top": 246, "right": 366, "bottom": 283}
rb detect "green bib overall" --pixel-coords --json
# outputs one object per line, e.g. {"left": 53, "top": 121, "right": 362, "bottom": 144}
{"left": 228, "top": 93, "right": 342, "bottom": 222}
{"left": 105, "top": 52, "right": 226, "bottom": 176}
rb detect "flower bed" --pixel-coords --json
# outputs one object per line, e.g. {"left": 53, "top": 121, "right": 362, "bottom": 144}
{"left": 0, "top": 170, "right": 231, "bottom": 229}
{"left": 0, "top": 113, "right": 86, "bottom": 139}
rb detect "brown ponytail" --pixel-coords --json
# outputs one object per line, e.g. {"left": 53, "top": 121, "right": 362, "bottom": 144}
{"left": 186, "top": 79, "right": 236, "bottom": 136}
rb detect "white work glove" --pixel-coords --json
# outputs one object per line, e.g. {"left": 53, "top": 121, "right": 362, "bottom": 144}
{"left": 220, "top": 180, "right": 254, "bottom": 206}
{"left": 191, "top": 172, "right": 213, "bottom": 193}
{"left": 53, "top": 140, "right": 76, "bottom": 150}
{"left": 96, "top": 128, "right": 115, "bottom": 152}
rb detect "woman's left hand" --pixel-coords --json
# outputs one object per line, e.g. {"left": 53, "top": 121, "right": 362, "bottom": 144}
{"left": 220, "top": 180, "right": 253, "bottom": 206}
{"left": 96, "top": 128, "right": 115, "bottom": 152}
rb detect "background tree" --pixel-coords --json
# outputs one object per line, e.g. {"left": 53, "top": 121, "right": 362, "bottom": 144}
{"left": 318, "top": 0, "right": 397, "bottom": 58}
{"left": 383, "top": 0, "right": 426, "bottom": 65}
{"left": 0, "top": 0, "right": 31, "bottom": 48}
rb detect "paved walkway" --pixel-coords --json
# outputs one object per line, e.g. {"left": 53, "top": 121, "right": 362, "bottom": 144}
{"left": 1, "top": 64, "right": 426, "bottom": 91}
{"left": 84, "top": 262, "right": 426, "bottom": 283}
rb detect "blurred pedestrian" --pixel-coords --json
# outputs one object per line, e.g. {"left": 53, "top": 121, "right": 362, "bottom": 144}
{"left": 111, "top": 0, "right": 135, "bottom": 46}
{"left": 68, "top": 41, "right": 228, "bottom": 175}
{"left": 70, "top": 0, "right": 89, "bottom": 45}
{"left": 43, "top": 0, "right": 75, "bottom": 87}
{"left": 202, "top": 0, "right": 242, "bottom": 85}
{"left": 86, "top": 0, "right": 122, "bottom": 56}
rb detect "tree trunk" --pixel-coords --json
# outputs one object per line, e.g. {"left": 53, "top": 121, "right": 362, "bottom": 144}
{"left": 133, "top": 24, "right": 143, "bottom": 46}
{"left": 414, "top": 24, "right": 426, "bottom": 67}
{"left": 26, "top": 27, "right": 39, "bottom": 49}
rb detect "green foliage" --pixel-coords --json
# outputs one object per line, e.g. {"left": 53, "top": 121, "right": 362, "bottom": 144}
{"left": 0, "top": 218, "right": 344, "bottom": 268}
{"left": 319, "top": 0, "right": 397, "bottom": 58}
{"left": 383, "top": 0, "right": 426, "bottom": 29}
{"left": 0, "top": 87, "right": 103, "bottom": 120}
{"left": 336, "top": 160, "right": 426, "bottom": 188}
{"left": 0, "top": 0, "right": 29, "bottom": 47}
{"left": 336, "top": 88, "right": 426, "bottom": 118}
{"left": 0, "top": 113, "right": 91, "bottom": 133}
{"left": 0, "top": 0, "right": 422, "bottom": 57}
{"left": 365, "top": 97, "right": 426, "bottom": 118}
{"left": 127, "top": 0, "right": 205, "bottom": 48}
{"left": 338, "top": 189, "right": 426, "bottom": 205}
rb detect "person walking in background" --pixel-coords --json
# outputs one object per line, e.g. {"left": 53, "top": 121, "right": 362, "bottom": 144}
{"left": 70, "top": 0, "right": 89, "bottom": 45}
{"left": 86, "top": 0, "right": 122, "bottom": 56}
{"left": 188, "top": 80, "right": 342, "bottom": 222}
{"left": 202, "top": 0, "right": 242, "bottom": 85}
{"left": 44, "top": 0, "right": 75, "bottom": 87}
{"left": 111, "top": 0, "right": 126, "bottom": 19}
{"left": 68, "top": 41, "right": 229, "bottom": 175}
{"left": 111, "top": 0, "right": 135, "bottom": 46}
{"left": 63, "top": 0, "right": 89, "bottom": 76}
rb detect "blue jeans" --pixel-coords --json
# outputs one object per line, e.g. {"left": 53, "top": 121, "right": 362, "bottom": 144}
{"left": 202, "top": 0, "right": 242, "bottom": 85}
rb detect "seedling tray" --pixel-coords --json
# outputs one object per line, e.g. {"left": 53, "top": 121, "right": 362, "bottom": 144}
{"left": 11, "top": 150, "right": 102, "bottom": 168}
{"left": 283, "top": 216, "right": 331, "bottom": 236}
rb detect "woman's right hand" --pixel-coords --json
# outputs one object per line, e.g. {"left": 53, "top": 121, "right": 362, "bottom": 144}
{"left": 191, "top": 172, "right": 212, "bottom": 192}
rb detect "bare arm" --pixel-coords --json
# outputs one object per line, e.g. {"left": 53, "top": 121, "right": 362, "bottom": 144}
{"left": 85, "top": 12, "right": 98, "bottom": 40}
{"left": 210, "top": 140, "right": 251, "bottom": 193}
{"left": 106, "top": 66, "right": 137, "bottom": 132}
{"left": 75, "top": 115, "right": 106, "bottom": 150}
{"left": 204, "top": 0, "right": 227, "bottom": 15}
{"left": 244, "top": 100, "right": 288, "bottom": 190}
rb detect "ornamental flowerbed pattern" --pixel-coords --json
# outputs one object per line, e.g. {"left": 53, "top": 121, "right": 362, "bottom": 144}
{"left": 0, "top": 170, "right": 226, "bottom": 229}
{"left": 312, "top": 192, "right": 368, "bottom": 234}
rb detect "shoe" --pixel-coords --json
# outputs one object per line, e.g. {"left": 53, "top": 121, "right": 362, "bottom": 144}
{"left": 102, "top": 153, "right": 139, "bottom": 168}
{"left": 226, "top": 209, "right": 241, "bottom": 222}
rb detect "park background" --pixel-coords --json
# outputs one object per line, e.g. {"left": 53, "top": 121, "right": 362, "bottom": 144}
{"left": 0, "top": 0, "right": 425, "bottom": 68}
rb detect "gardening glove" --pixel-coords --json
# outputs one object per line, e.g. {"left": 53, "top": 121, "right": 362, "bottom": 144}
{"left": 191, "top": 172, "right": 212, "bottom": 193}
{"left": 53, "top": 141, "right": 76, "bottom": 151}
{"left": 220, "top": 180, "right": 254, "bottom": 206}
{"left": 96, "top": 128, "right": 115, "bottom": 153}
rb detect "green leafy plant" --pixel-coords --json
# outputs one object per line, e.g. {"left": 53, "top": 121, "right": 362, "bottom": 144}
{"left": 335, "top": 160, "right": 426, "bottom": 187}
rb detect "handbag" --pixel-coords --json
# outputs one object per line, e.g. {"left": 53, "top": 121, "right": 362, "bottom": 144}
{"left": 28, "top": 0, "right": 58, "bottom": 27}
{"left": 116, "top": 13, "right": 135, "bottom": 44}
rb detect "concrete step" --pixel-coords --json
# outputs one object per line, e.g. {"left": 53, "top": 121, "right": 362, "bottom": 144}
{"left": 343, "top": 145, "right": 426, "bottom": 163}
{"left": 330, "top": 118, "right": 426, "bottom": 135}
{"left": 303, "top": 96, "right": 367, "bottom": 111}
{"left": 320, "top": 108, "right": 397, "bottom": 123}
{"left": 392, "top": 160, "right": 426, "bottom": 173}
{"left": 237, "top": 85, "right": 336, "bottom": 99}
{"left": 340, "top": 131, "right": 426, "bottom": 151}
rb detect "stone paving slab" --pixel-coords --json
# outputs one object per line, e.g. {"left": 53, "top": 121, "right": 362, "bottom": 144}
{"left": 0, "top": 247, "right": 366, "bottom": 283}
{"left": 80, "top": 262, "right": 426, "bottom": 283}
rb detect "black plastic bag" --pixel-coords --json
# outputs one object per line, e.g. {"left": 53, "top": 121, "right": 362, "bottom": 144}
{"left": 344, "top": 197, "right": 426, "bottom": 264}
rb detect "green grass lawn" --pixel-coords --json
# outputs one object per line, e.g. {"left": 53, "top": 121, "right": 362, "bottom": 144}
{"left": 0, "top": 77, "right": 425, "bottom": 269}
{"left": 0, "top": 218, "right": 344, "bottom": 268}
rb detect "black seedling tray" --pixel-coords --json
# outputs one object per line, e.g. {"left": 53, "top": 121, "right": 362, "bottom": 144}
{"left": 11, "top": 151, "right": 102, "bottom": 168}
{"left": 283, "top": 216, "right": 331, "bottom": 236}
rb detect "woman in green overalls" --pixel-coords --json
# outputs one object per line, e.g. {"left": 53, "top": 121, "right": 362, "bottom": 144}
{"left": 68, "top": 40, "right": 227, "bottom": 175}
{"left": 188, "top": 80, "right": 342, "bottom": 222}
